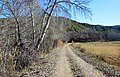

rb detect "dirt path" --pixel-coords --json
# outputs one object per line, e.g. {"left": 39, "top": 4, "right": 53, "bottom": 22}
{"left": 20, "top": 44, "right": 106, "bottom": 77}
{"left": 52, "top": 44, "right": 105, "bottom": 77}
{"left": 53, "top": 46, "right": 73, "bottom": 77}
{"left": 66, "top": 44, "right": 106, "bottom": 77}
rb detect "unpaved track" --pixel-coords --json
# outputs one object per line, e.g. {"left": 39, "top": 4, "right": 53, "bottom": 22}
{"left": 53, "top": 46, "right": 73, "bottom": 77}
{"left": 53, "top": 44, "right": 105, "bottom": 77}
{"left": 65, "top": 44, "right": 106, "bottom": 77}
{"left": 20, "top": 44, "right": 106, "bottom": 77}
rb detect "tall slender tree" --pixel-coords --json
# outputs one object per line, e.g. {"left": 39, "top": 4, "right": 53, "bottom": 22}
{"left": 35, "top": 0, "right": 92, "bottom": 50}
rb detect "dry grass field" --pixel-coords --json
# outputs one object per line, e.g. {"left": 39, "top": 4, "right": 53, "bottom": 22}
{"left": 73, "top": 41, "right": 120, "bottom": 67}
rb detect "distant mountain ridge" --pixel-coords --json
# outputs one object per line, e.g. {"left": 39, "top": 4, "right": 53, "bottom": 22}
{"left": 71, "top": 18, "right": 120, "bottom": 32}
{"left": 106, "top": 25, "right": 120, "bottom": 31}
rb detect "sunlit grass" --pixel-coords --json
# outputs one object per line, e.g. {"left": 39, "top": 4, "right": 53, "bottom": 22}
{"left": 74, "top": 41, "right": 120, "bottom": 66}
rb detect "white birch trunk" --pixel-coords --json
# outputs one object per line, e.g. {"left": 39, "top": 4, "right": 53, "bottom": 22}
{"left": 35, "top": 0, "right": 57, "bottom": 50}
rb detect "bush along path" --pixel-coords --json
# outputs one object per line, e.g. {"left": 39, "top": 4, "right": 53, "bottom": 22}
{"left": 19, "top": 48, "right": 60, "bottom": 77}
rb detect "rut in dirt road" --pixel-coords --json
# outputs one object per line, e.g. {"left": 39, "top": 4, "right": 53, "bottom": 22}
{"left": 53, "top": 46, "right": 74, "bottom": 77}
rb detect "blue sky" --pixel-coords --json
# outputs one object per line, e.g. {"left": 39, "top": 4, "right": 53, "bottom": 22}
{"left": 0, "top": 0, "right": 119, "bottom": 26}
{"left": 72, "top": 0, "right": 120, "bottom": 26}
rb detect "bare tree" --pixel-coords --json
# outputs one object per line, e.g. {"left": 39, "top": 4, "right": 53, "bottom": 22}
{"left": 0, "top": 0, "right": 23, "bottom": 45}
{"left": 0, "top": 0, "right": 42, "bottom": 72}
{"left": 35, "top": 0, "right": 92, "bottom": 50}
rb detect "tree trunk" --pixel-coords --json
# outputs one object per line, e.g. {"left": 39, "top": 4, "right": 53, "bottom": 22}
{"left": 35, "top": 0, "right": 57, "bottom": 50}
{"left": 31, "top": 8, "right": 35, "bottom": 44}
{"left": 5, "top": 0, "right": 21, "bottom": 46}
{"left": 15, "top": 17, "right": 21, "bottom": 45}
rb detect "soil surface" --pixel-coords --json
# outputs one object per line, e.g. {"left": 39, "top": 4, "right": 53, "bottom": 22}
{"left": 20, "top": 44, "right": 106, "bottom": 77}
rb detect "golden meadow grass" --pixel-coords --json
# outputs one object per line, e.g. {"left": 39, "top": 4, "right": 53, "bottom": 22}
{"left": 74, "top": 42, "right": 120, "bottom": 66}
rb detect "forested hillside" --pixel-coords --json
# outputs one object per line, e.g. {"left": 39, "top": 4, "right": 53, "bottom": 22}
{"left": 67, "top": 20, "right": 120, "bottom": 42}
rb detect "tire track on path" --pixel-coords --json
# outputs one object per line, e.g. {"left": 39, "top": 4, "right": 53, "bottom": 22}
{"left": 53, "top": 46, "right": 73, "bottom": 77}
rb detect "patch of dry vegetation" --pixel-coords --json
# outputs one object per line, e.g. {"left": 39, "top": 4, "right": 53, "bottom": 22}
{"left": 57, "top": 40, "right": 64, "bottom": 47}
{"left": 73, "top": 41, "right": 120, "bottom": 66}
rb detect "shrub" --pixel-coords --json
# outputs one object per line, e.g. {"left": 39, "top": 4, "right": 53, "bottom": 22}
{"left": 80, "top": 48, "right": 85, "bottom": 53}
{"left": 95, "top": 55, "right": 105, "bottom": 61}
{"left": 14, "top": 48, "right": 32, "bottom": 71}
